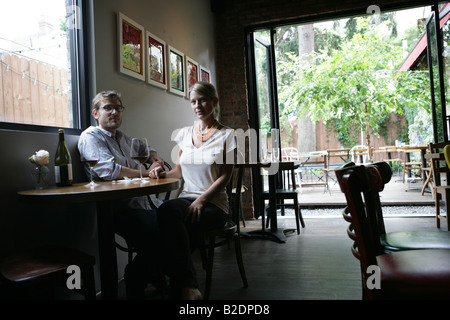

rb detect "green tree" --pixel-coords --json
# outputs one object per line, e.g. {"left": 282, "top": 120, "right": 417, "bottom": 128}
{"left": 279, "top": 18, "right": 422, "bottom": 152}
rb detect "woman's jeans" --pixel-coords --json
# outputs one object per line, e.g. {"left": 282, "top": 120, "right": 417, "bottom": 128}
{"left": 157, "top": 197, "right": 227, "bottom": 295}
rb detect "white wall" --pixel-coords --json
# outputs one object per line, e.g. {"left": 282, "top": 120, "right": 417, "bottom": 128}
{"left": 92, "top": 0, "right": 216, "bottom": 165}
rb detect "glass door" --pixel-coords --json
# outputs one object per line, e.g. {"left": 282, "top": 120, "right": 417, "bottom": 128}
{"left": 427, "top": 5, "right": 448, "bottom": 142}
{"left": 254, "top": 30, "right": 280, "bottom": 160}
{"left": 246, "top": 29, "right": 280, "bottom": 218}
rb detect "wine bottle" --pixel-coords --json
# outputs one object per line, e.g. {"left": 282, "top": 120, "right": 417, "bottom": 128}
{"left": 55, "top": 129, "right": 73, "bottom": 186}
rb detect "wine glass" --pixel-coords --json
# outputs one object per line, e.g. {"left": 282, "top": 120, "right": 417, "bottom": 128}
{"left": 130, "top": 138, "right": 149, "bottom": 181}
{"left": 81, "top": 143, "right": 99, "bottom": 187}
{"left": 272, "top": 148, "right": 280, "bottom": 162}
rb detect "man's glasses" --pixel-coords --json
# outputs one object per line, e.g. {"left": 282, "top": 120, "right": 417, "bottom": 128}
{"left": 101, "top": 104, "right": 125, "bottom": 113}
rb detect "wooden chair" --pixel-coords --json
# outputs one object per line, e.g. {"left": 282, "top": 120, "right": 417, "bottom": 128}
{"left": 428, "top": 141, "right": 450, "bottom": 230}
{"left": 262, "top": 163, "right": 305, "bottom": 235}
{"left": 198, "top": 164, "right": 248, "bottom": 300}
{"left": 336, "top": 163, "right": 450, "bottom": 299}
{"left": 348, "top": 161, "right": 450, "bottom": 253}
{"left": 0, "top": 245, "right": 96, "bottom": 299}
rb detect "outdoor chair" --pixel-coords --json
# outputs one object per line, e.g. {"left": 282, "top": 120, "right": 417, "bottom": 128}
{"left": 335, "top": 162, "right": 450, "bottom": 299}
{"left": 350, "top": 145, "right": 370, "bottom": 165}
{"left": 401, "top": 147, "right": 423, "bottom": 184}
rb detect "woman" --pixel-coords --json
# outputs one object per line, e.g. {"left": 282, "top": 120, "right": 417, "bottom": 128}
{"left": 150, "top": 82, "right": 236, "bottom": 300}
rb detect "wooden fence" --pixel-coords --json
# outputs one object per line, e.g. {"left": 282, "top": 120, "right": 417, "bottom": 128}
{"left": 0, "top": 53, "right": 70, "bottom": 127}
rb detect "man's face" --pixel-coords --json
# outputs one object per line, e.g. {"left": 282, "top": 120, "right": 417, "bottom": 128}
{"left": 93, "top": 98, "right": 123, "bottom": 133}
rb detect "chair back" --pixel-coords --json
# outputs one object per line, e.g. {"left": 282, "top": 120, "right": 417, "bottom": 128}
{"left": 162, "top": 161, "right": 173, "bottom": 200}
{"left": 227, "top": 164, "right": 245, "bottom": 232}
{"left": 350, "top": 145, "right": 370, "bottom": 164}
{"left": 428, "top": 141, "right": 450, "bottom": 188}
{"left": 335, "top": 163, "right": 391, "bottom": 289}
{"left": 281, "top": 147, "right": 299, "bottom": 161}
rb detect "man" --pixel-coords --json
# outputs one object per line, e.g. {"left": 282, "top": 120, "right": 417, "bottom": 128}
{"left": 78, "top": 90, "right": 165, "bottom": 299}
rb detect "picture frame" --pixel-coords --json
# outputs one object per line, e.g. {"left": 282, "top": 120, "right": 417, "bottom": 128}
{"left": 200, "top": 66, "right": 211, "bottom": 83}
{"left": 146, "top": 31, "right": 167, "bottom": 89}
{"left": 117, "top": 13, "right": 145, "bottom": 81}
{"left": 186, "top": 56, "right": 199, "bottom": 98}
{"left": 168, "top": 46, "right": 185, "bottom": 96}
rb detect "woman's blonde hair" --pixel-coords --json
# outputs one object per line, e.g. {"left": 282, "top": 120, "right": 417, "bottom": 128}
{"left": 189, "top": 81, "right": 220, "bottom": 119}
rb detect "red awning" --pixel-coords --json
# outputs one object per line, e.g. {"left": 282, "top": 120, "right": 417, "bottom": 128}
{"left": 399, "top": 4, "right": 450, "bottom": 71}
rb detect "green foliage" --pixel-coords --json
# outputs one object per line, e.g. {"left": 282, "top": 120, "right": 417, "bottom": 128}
{"left": 277, "top": 16, "right": 432, "bottom": 147}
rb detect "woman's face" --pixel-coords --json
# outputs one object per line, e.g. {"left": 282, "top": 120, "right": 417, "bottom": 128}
{"left": 189, "top": 90, "right": 218, "bottom": 121}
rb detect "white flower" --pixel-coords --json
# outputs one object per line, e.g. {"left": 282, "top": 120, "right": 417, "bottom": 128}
{"left": 29, "top": 150, "right": 50, "bottom": 166}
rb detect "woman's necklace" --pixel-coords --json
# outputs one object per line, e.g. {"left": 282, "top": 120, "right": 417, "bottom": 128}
{"left": 194, "top": 120, "right": 219, "bottom": 142}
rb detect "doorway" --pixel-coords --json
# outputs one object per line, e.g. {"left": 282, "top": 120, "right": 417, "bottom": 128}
{"left": 246, "top": 3, "right": 450, "bottom": 198}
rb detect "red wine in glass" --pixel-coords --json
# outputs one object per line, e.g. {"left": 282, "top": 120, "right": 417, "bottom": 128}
{"left": 84, "top": 160, "right": 99, "bottom": 168}
{"left": 130, "top": 138, "right": 149, "bottom": 180}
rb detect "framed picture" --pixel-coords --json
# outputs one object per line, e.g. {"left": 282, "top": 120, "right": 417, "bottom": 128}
{"left": 146, "top": 31, "right": 167, "bottom": 89}
{"left": 200, "top": 66, "right": 211, "bottom": 83}
{"left": 117, "top": 13, "right": 145, "bottom": 81}
{"left": 186, "top": 56, "right": 199, "bottom": 97}
{"left": 168, "top": 46, "right": 185, "bottom": 96}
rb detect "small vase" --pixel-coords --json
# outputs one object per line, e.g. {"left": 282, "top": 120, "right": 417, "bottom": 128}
{"left": 32, "top": 165, "right": 49, "bottom": 189}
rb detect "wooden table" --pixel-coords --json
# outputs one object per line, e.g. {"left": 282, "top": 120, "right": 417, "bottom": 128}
{"left": 18, "top": 177, "right": 180, "bottom": 299}
{"left": 245, "top": 161, "right": 299, "bottom": 243}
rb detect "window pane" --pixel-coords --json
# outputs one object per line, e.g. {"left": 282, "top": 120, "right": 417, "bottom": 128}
{"left": 0, "top": 0, "right": 75, "bottom": 128}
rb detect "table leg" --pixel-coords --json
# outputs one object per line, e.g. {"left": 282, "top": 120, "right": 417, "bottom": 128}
{"left": 96, "top": 200, "right": 118, "bottom": 299}
{"left": 246, "top": 173, "right": 287, "bottom": 243}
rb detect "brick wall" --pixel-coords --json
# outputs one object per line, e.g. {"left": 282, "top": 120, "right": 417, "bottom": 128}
{"left": 213, "top": 0, "right": 435, "bottom": 219}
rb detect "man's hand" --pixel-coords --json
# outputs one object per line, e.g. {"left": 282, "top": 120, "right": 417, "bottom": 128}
{"left": 150, "top": 155, "right": 164, "bottom": 169}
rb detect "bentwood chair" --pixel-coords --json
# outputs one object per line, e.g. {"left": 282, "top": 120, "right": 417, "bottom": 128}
{"left": 0, "top": 245, "right": 96, "bottom": 299}
{"left": 198, "top": 164, "right": 248, "bottom": 300}
{"left": 343, "top": 161, "right": 450, "bottom": 253}
{"left": 336, "top": 163, "right": 450, "bottom": 299}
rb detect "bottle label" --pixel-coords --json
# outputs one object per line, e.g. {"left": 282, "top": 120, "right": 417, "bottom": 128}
{"left": 55, "top": 164, "right": 73, "bottom": 186}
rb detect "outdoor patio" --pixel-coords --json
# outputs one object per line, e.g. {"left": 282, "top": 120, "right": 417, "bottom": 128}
{"left": 298, "top": 170, "right": 435, "bottom": 208}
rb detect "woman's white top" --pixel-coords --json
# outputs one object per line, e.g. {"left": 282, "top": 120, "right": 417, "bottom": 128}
{"left": 174, "top": 125, "right": 236, "bottom": 213}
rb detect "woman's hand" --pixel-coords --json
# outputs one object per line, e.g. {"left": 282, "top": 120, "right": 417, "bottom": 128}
{"left": 148, "top": 164, "right": 166, "bottom": 179}
{"left": 185, "top": 198, "right": 205, "bottom": 223}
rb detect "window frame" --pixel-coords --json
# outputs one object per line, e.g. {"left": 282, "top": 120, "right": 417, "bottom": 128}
{"left": 0, "top": 0, "right": 92, "bottom": 135}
